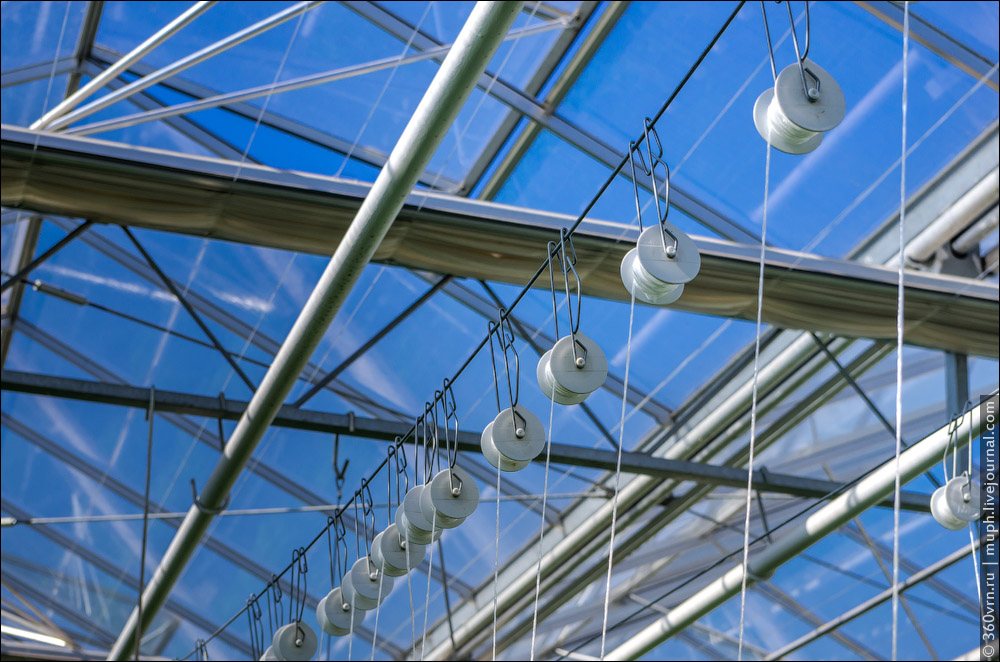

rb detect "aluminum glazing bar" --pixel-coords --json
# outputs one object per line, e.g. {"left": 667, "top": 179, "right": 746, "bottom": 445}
{"left": 34, "top": 1, "right": 215, "bottom": 129}
{"left": 45, "top": 1, "right": 313, "bottom": 131}
{"left": 104, "top": 4, "right": 523, "bottom": 657}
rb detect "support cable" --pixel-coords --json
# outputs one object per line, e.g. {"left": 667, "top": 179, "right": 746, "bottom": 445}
{"left": 891, "top": 4, "right": 910, "bottom": 659}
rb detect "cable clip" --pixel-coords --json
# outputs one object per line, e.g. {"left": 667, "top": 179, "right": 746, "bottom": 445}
{"left": 190, "top": 478, "right": 229, "bottom": 515}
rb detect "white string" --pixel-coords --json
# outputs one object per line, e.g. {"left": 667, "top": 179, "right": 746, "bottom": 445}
{"left": 891, "top": 4, "right": 909, "bottom": 660}
{"left": 529, "top": 381, "right": 558, "bottom": 659}
{"left": 334, "top": 2, "right": 433, "bottom": 179}
{"left": 405, "top": 524, "right": 418, "bottom": 661}
{"left": 598, "top": 288, "right": 635, "bottom": 660}
{"left": 371, "top": 562, "right": 385, "bottom": 662}
{"left": 737, "top": 98, "right": 772, "bottom": 662}
{"left": 765, "top": 94, "right": 819, "bottom": 146}
{"left": 968, "top": 404, "right": 983, "bottom": 615}
{"left": 421, "top": 510, "right": 438, "bottom": 660}
{"left": 417, "top": 1, "right": 542, "bottom": 202}
{"left": 231, "top": 11, "right": 305, "bottom": 183}
{"left": 348, "top": 589, "right": 356, "bottom": 662}
{"left": 492, "top": 459, "right": 502, "bottom": 661}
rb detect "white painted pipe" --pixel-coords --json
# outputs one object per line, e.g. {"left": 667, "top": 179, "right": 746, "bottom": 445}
{"left": 31, "top": 2, "right": 216, "bottom": 130}
{"left": 903, "top": 168, "right": 998, "bottom": 264}
{"left": 609, "top": 396, "right": 991, "bottom": 660}
{"left": 105, "top": 3, "right": 523, "bottom": 658}
{"left": 952, "top": 206, "right": 999, "bottom": 256}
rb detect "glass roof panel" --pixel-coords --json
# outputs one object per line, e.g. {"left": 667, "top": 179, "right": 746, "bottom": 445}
{"left": 1, "top": 1, "right": 997, "bottom": 659}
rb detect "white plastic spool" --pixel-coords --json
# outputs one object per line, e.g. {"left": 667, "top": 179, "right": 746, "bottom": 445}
{"left": 620, "top": 224, "right": 701, "bottom": 305}
{"left": 316, "top": 587, "right": 364, "bottom": 636}
{"left": 480, "top": 421, "right": 529, "bottom": 472}
{"left": 271, "top": 622, "right": 318, "bottom": 661}
{"left": 260, "top": 646, "right": 278, "bottom": 660}
{"left": 753, "top": 59, "right": 846, "bottom": 155}
{"left": 397, "top": 486, "right": 443, "bottom": 544}
{"left": 931, "top": 475, "right": 980, "bottom": 531}
{"left": 536, "top": 332, "right": 608, "bottom": 405}
{"left": 420, "top": 465, "right": 480, "bottom": 527}
{"left": 374, "top": 523, "right": 427, "bottom": 575}
{"left": 481, "top": 406, "right": 545, "bottom": 472}
{"left": 341, "top": 557, "right": 393, "bottom": 611}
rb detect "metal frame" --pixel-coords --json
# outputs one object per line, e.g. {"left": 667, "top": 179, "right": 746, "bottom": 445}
{"left": 0, "top": 370, "right": 933, "bottom": 512}
{"left": 1, "top": 1, "right": 997, "bottom": 659}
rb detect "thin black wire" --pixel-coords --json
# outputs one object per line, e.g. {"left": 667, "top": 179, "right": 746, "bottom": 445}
{"left": 176, "top": 4, "right": 747, "bottom": 658}
{"left": 552, "top": 398, "right": 991, "bottom": 659}
{"left": 137, "top": 386, "right": 155, "bottom": 661}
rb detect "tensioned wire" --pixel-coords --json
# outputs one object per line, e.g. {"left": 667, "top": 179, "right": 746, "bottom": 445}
{"left": 335, "top": 2, "right": 433, "bottom": 180}
{"left": 736, "top": 75, "right": 771, "bottom": 661}
{"left": 176, "top": 4, "right": 748, "bottom": 657}
{"left": 598, "top": 287, "right": 636, "bottom": 659}
{"left": 416, "top": 1, "right": 543, "bottom": 201}
{"left": 891, "top": 4, "right": 910, "bottom": 659}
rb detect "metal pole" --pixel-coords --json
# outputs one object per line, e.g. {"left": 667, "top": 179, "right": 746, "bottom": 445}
{"left": 105, "top": 3, "right": 523, "bottom": 658}
{"left": 765, "top": 539, "right": 979, "bottom": 660}
{"left": 31, "top": 2, "right": 215, "bottom": 129}
{"left": 46, "top": 1, "right": 320, "bottom": 132}
{"left": 608, "top": 397, "right": 991, "bottom": 660}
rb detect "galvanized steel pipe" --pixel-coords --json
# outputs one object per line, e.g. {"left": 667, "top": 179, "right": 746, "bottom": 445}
{"left": 106, "top": 2, "right": 522, "bottom": 658}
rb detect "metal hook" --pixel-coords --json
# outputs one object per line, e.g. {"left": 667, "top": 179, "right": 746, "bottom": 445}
{"left": 442, "top": 379, "right": 460, "bottom": 471}
{"left": 628, "top": 140, "right": 651, "bottom": 233}
{"left": 333, "top": 434, "right": 349, "bottom": 503}
{"left": 547, "top": 231, "right": 584, "bottom": 349}
{"left": 642, "top": 118, "right": 678, "bottom": 259}
{"left": 216, "top": 391, "right": 227, "bottom": 452}
{"left": 488, "top": 312, "right": 521, "bottom": 419}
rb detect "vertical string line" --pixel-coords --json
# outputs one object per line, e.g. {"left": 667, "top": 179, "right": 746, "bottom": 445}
{"left": 421, "top": 511, "right": 438, "bottom": 660}
{"left": 492, "top": 458, "right": 502, "bottom": 660}
{"left": 892, "top": 4, "right": 910, "bottom": 660}
{"left": 372, "top": 563, "right": 385, "bottom": 661}
{"left": 529, "top": 382, "right": 558, "bottom": 660}
{"left": 405, "top": 523, "right": 418, "bottom": 660}
{"left": 335, "top": 2, "right": 433, "bottom": 179}
{"left": 599, "top": 289, "right": 636, "bottom": 660}
{"left": 738, "top": 95, "right": 773, "bottom": 662}
{"left": 137, "top": 386, "right": 155, "bottom": 660}
{"left": 970, "top": 419, "right": 983, "bottom": 613}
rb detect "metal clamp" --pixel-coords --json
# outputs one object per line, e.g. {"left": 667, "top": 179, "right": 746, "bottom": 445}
{"left": 190, "top": 478, "right": 229, "bottom": 515}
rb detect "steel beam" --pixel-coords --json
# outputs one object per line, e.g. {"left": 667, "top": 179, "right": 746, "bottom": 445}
{"left": 0, "top": 370, "right": 933, "bottom": 513}
{"left": 66, "top": 16, "right": 574, "bottom": 139}
{"left": 4, "top": 126, "right": 996, "bottom": 357}
{"left": 34, "top": 2, "right": 212, "bottom": 129}
{"left": 105, "top": 5, "right": 523, "bottom": 657}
